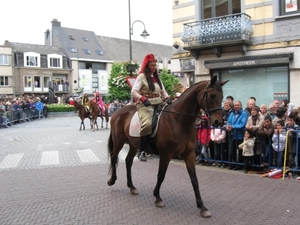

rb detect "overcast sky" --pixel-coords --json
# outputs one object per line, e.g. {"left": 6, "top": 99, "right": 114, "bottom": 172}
{"left": 0, "top": 0, "right": 173, "bottom": 46}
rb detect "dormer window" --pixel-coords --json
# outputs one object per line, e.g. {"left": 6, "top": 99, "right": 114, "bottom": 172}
{"left": 68, "top": 35, "right": 75, "bottom": 40}
{"left": 69, "top": 48, "right": 78, "bottom": 53}
{"left": 83, "top": 49, "right": 91, "bottom": 54}
{"left": 24, "top": 52, "right": 40, "bottom": 67}
{"left": 48, "top": 54, "right": 62, "bottom": 68}
{"left": 82, "top": 37, "right": 89, "bottom": 42}
{"left": 95, "top": 50, "right": 103, "bottom": 55}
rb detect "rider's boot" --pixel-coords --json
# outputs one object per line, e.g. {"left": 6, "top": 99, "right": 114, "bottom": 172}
{"left": 137, "top": 135, "right": 150, "bottom": 162}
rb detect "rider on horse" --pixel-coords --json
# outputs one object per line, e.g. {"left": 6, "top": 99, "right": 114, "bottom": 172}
{"left": 82, "top": 93, "right": 90, "bottom": 113}
{"left": 131, "top": 53, "right": 172, "bottom": 161}
{"left": 94, "top": 91, "right": 105, "bottom": 115}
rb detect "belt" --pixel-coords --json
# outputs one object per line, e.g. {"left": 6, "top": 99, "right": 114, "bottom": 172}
{"left": 142, "top": 93, "right": 160, "bottom": 98}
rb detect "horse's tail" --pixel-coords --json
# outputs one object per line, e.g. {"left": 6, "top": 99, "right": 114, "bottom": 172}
{"left": 107, "top": 131, "right": 116, "bottom": 175}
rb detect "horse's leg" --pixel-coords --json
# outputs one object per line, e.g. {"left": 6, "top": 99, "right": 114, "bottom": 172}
{"left": 153, "top": 156, "right": 172, "bottom": 208}
{"left": 183, "top": 153, "right": 211, "bottom": 218}
{"left": 101, "top": 117, "right": 104, "bottom": 128}
{"left": 95, "top": 118, "right": 99, "bottom": 130}
{"left": 126, "top": 143, "right": 139, "bottom": 195}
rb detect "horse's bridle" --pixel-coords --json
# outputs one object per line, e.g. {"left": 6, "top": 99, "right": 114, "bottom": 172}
{"left": 199, "top": 84, "right": 223, "bottom": 117}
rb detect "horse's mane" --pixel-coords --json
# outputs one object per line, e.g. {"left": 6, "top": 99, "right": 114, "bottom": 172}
{"left": 177, "top": 79, "right": 221, "bottom": 100}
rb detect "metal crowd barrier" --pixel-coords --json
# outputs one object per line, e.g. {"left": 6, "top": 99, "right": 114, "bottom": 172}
{"left": 195, "top": 126, "right": 300, "bottom": 174}
{"left": 1, "top": 107, "right": 44, "bottom": 128}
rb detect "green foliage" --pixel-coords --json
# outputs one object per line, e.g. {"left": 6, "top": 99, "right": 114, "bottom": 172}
{"left": 107, "top": 62, "right": 139, "bottom": 102}
{"left": 107, "top": 63, "right": 178, "bottom": 101}
{"left": 47, "top": 104, "right": 75, "bottom": 112}
{"left": 159, "top": 69, "right": 180, "bottom": 99}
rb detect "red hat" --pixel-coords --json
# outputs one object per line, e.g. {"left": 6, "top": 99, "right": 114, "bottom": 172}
{"left": 139, "top": 54, "right": 157, "bottom": 74}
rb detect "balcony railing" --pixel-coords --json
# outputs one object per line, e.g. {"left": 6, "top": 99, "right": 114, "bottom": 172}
{"left": 181, "top": 13, "right": 253, "bottom": 50}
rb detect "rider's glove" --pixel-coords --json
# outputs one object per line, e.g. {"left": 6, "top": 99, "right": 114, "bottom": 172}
{"left": 143, "top": 99, "right": 151, "bottom": 107}
{"left": 165, "top": 97, "right": 172, "bottom": 105}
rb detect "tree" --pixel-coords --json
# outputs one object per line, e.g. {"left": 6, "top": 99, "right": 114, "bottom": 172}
{"left": 107, "top": 62, "right": 139, "bottom": 102}
{"left": 159, "top": 69, "right": 180, "bottom": 99}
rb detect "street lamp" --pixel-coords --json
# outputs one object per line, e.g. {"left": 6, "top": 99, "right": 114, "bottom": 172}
{"left": 128, "top": 0, "right": 150, "bottom": 61}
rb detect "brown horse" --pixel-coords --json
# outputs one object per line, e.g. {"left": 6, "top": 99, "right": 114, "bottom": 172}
{"left": 73, "top": 100, "right": 92, "bottom": 130}
{"left": 107, "top": 76, "right": 228, "bottom": 218}
{"left": 88, "top": 100, "right": 109, "bottom": 130}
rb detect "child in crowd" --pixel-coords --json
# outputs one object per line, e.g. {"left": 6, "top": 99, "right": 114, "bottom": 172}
{"left": 196, "top": 116, "right": 212, "bottom": 165}
{"left": 257, "top": 115, "right": 274, "bottom": 167}
{"left": 272, "top": 120, "right": 286, "bottom": 168}
{"left": 210, "top": 124, "right": 226, "bottom": 167}
{"left": 238, "top": 129, "right": 255, "bottom": 173}
{"left": 285, "top": 115, "right": 300, "bottom": 168}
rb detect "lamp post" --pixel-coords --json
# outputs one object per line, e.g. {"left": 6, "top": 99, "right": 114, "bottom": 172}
{"left": 128, "top": 0, "right": 150, "bottom": 61}
{"left": 128, "top": 0, "right": 150, "bottom": 104}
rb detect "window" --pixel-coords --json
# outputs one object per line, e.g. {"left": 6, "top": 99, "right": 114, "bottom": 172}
{"left": 95, "top": 50, "right": 103, "bottom": 55}
{"left": 0, "top": 76, "right": 9, "bottom": 86}
{"left": 69, "top": 48, "right": 78, "bottom": 53}
{"left": 203, "top": 0, "right": 241, "bottom": 19}
{"left": 24, "top": 52, "right": 40, "bottom": 67}
{"left": 83, "top": 49, "right": 91, "bottom": 54}
{"left": 24, "top": 75, "right": 32, "bottom": 87}
{"left": 0, "top": 54, "right": 11, "bottom": 65}
{"left": 48, "top": 54, "right": 62, "bottom": 68}
{"left": 280, "top": 0, "right": 300, "bottom": 15}
{"left": 83, "top": 37, "right": 89, "bottom": 42}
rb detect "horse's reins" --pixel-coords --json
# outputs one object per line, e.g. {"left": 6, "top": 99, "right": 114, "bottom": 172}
{"left": 159, "top": 83, "right": 222, "bottom": 118}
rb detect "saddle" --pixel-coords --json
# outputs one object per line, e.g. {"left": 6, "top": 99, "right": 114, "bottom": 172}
{"left": 129, "top": 104, "right": 165, "bottom": 138}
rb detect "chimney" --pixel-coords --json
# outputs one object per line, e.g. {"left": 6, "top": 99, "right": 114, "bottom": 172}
{"left": 44, "top": 29, "right": 50, "bottom": 45}
{"left": 51, "top": 18, "right": 61, "bottom": 27}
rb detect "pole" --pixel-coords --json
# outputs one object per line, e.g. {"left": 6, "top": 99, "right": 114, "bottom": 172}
{"left": 128, "top": 0, "right": 132, "bottom": 61}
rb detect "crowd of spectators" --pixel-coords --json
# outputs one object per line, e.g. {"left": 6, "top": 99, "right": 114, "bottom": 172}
{"left": 195, "top": 95, "right": 300, "bottom": 176}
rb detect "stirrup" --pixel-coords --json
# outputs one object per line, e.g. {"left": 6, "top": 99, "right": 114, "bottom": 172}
{"left": 137, "top": 151, "right": 147, "bottom": 162}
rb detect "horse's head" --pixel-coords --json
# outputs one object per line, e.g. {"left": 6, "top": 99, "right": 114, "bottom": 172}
{"left": 199, "top": 76, "right": 228, "bottom": 127}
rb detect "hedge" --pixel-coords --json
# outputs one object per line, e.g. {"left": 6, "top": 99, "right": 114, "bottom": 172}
{"left": 47, "top": 104, "right": 75, "bottom": 112}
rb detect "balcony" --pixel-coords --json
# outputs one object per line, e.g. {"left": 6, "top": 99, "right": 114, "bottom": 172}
{"left": 181, "top": 13, "right": 253, "bottom": 54}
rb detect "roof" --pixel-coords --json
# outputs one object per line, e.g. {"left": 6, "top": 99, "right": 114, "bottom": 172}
{"left": 96, "top": 35, "right": 172, "bottom": 64}
{"left": 52, "top": 26, "right": 111, "bottom": 61}
{"left": 5, "top": 42, "right": 66, "bottom": 56}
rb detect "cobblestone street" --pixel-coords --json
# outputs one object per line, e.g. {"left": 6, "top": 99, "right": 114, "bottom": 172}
{"left": 1, "top": 115, "right": 300, "bottom": 225}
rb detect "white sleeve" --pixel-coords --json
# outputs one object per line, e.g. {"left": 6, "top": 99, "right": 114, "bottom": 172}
{"left": 131, "top": 75, "right": 143, "bottom": 100}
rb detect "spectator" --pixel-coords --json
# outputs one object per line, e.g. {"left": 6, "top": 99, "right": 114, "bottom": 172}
{"left": 211, "top": 124, "right": 226, "bottom": 167}
{"left": 260, "top": 104, "right": 268, "bottom": 116}
{"left": 226, "top": 101, "right": 248, "bottom": 170}
{"left": 225, "top": 96, "right": 234, "bottom": 109}
{"left": 257, "top": 115, "right": 274, "bottom": 167}
{"left": 287, "top": 102, "right": 295, "bottom": 116}
{"left": 12, "top": 100, "right": 23, "bottom": 123}
{"left": 272, "top": 120, "right": 286, "bottom": 168}
{"left": 272, "top": 107, "right": 287, "bottom": 127}
{"left": 285, "top": 115, "right": 300, "bottom": 169}
{"left": 196, "top": 116, "right": 212, "bottom": 165}
{"left": 266, "top": 103, "right": 277, "bottom": 120}
{"left": 244, "top": 98, "right": 256, "bottom": 116}
{"left": 238, "top": 129, "right": 255, "bottom": 173}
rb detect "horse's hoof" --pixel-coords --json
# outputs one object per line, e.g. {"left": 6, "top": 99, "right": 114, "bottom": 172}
{"left": 130, "top": 188, "right": 139, "bottom": 195}
{"left": 155, "top": 200, "right": 165, "bottom": 208}
{"left": 107, "top": 180, "right": 115, "bottom": 186}
{"left": 200, "top": 210, "right": 211, "bottom": 218}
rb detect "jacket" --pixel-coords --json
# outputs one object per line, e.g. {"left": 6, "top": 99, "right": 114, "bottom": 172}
{"left": 210, "top": 127, "right": 226, "bottom": 143}
{"left": 197, "top": 126, "right": 211, "bottom": 145}
{"left": 227, "top": 109, "right": 248, "bottom": 140}
{"left": 238, "top": 137, "right": 255, "bottom": 156}
{"left": 272, "top": 132, "right": 286, "bottom": 152}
